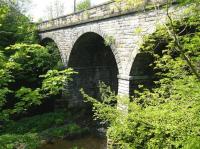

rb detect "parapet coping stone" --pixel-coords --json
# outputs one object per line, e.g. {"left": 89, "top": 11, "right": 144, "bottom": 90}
{"left": 38, "top": 0, "right": 177, "bottom": 33}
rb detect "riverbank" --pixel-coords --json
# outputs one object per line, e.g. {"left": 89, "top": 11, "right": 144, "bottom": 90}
{"left": 39, "top": 134, "right": 107, "bottom": 149}
{"left": 0, "top": 111, "right": 95, "bottom": 149}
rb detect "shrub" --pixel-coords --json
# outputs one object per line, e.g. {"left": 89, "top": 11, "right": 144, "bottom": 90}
{"left": 0, "top": 133, "right": 40, "bottom": 149}
{"left": 76, "top": 0, "right": 90, "bottom": 11}
{"left": 3, "top": 112, "right": 68, "bottom": 134}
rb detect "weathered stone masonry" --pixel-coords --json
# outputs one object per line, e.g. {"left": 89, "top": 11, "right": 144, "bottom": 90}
{"left": 38, "top": 1, "right": 182, "bottom": 106}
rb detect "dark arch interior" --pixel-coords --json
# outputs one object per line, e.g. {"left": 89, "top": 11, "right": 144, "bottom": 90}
{"left": 129, "top": 53, "right": 154, "bottom": 97}
{"left": 40, "top": 38, "right": 53, "bottom": 45}
{"left": 67, "top": 32, "right": 118, "bottom": 107}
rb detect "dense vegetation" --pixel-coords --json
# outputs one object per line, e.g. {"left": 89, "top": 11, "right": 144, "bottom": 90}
{"left": 0, "top": 0, "right": 75, "bottom": 121}
{"left": 83, "top": 0, "right": 200, "bottom": 148}
{"left": 0, "top": 111, "right": 88, "bottom": 149}
{"left": 0, "top": 0, "right": 80, "bottom": 148}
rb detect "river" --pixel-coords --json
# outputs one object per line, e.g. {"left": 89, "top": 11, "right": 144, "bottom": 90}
{"left": 39, "top": 135, "right": 107, "bottom": 149}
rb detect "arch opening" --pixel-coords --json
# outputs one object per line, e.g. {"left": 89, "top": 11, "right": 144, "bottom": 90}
{"left": 41, "top": 38, "right": 63, "bottom": 69}
{"left": 67, "top": 32, "right": 119, "bottom": 107}
{"left": 129, "top": 53, "right": 154, "bottom": 97}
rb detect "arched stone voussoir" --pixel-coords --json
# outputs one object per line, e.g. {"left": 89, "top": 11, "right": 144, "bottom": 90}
{"left": 39, "top": 33, "right": 68, "bottom": 65}
{"left": 40, "top": 33, "right": 59, "bottom": 46}
{"left": 124, "top": 48, "right": 140, "bottom": 76}
{"left": 67, "top": 28, "right": 123, "bottom": 74}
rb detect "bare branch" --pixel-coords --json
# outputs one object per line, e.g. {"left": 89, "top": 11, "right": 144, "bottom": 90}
{"left": 178, "top": 24, "right": 188, "bottom": 35}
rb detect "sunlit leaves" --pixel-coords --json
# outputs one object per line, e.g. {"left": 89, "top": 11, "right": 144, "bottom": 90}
{"left": 81, "top": 85, "right": 120, "bottom": 123}
{"left": 0, "top": 0, "right": 75, "bottom": 122}
{"left": 41, "top": 68, "right": 77, "bottom": 96}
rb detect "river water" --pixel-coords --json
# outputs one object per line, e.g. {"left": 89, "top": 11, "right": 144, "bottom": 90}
{"left": 39, "top": 135, "right": 107, "bottom": 149}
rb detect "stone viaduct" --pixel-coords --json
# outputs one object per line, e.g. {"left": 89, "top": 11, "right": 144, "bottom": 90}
{"left": 38, "top": 0, "right": 182, "bottom": 107}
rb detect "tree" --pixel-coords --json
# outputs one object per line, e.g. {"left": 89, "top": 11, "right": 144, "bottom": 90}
{"left": 1, "top": 0, "right": 32, "bottom": 13}
{"left": 0, "top": 0, "right": 37, "bottom": 49}
{"left": 0, "top": 43, "right": 76, "bottom": 120}
{"left": 164, "top": 0, "right": 200, "bottom": 80}
{"left": 0, "top": 2, "right": 76, "bottom": 121}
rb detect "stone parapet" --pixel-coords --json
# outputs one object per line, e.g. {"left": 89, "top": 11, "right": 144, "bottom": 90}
{"left": 38, "top": 0, "right": 169, "bottom": 32}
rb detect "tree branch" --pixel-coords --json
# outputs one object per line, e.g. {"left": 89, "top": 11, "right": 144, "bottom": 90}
{"left": 165, "top": 0, "right": 200, "bottom": 81}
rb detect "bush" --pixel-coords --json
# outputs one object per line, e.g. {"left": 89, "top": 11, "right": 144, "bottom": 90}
{"left": 0, "top": 133, "right": 40, "bottom": 149}
{"left": 107, "top": 80, "right": 200, "bottom": 148}
{"left": 3, "top": 112, "right": 68, "bottom": 134}
{"left": 76, "top": 0, "right": 90, "bottom": 11}
{"left": 0, "top": 112, "right": 89, "bottom": 149}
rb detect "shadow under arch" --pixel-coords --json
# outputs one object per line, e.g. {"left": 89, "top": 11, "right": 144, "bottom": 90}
{"left": 129, "top": 53, "right": 154, "bottom": 97}
{"left": 40, "top": 37, "right": 59, "bottom": 49}
{"left": 67, "top": 32, "right": 119, "bottom": 107}
{"left": 40, "top": 37, "right": 55, "bottom": 45}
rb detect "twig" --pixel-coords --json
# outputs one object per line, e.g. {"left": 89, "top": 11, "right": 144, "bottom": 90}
{"left": 178, "top": 23, "right": 188, "bottom": 35}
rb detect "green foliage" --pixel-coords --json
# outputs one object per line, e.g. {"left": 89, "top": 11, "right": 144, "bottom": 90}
{"left": 0, "top": 1, "right": 45, "bottom": 120}
{"left": 44, "top": 42, "right": 63, "bottom": 69}
{"left": 104, "top": 35, "right": 115, "bottom": 47}
{"left": 0, "top": 2, "right": 81, "bottom": 148}
{"left": 183, "top": 137, "right": 200, "bottom": 149}
{"left": 107, "top": 78, "right": 200, "bottom": 148}
{"left": 0, "top": 43, "right": 73, "bottom": 120}
{"left": 0, "top": 32, "right": 75, "bottom": 120}
{"left": 41, "top": 68, "right": 77, "bottom": 96}
{"left": 81, "top": 82, "right": 119, "bottom": 123}
{"left": 5, "top": 44, "right": 53, "bottom": 86}
{"left": 0, "top": 1, "right": 37, "bottom": 49}
{"left": 0, "top": 133, "right": 40, "bottom": 149}
{"left": 14, "top": 87, "right": 42, "bottom": 114}
{"left": 0, "top": 2, "right": 75, "bottom": 120}
{"left": 85, "top": 81, "right": 200, "bottom": 148}
{"left": 76, "top": 0, "right": 90, "bottom": 11}
{"left": 3, "top": 112, "right": 67, "bottom": 134}
{"left": 0, "top": 2, "right": 9, "bottom": 24}
{"left": 0, "top": 112, "right": 88, "bottom": 149}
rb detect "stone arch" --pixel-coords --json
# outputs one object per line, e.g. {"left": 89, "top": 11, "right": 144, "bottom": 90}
{"left": 66, "top": 31, "right": 119, "bottom": 107}
{"left": 67, "top": 28, "right": 122, "bottom": 74}
{"left": 39, "top": 34, "right": 66, "bottom": 64}
{"left": 126, "top": 49, "right": 140, "bottom": 76}
{"left": 128, "top": 52, "right": 154, "bottom": 96}
{"left": 40, "top": 34, "right": 59, "bottom": 48}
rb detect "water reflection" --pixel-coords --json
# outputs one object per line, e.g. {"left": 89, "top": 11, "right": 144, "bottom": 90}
{"left": 39, "top": 135, "right": 107, "bottom": 149}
